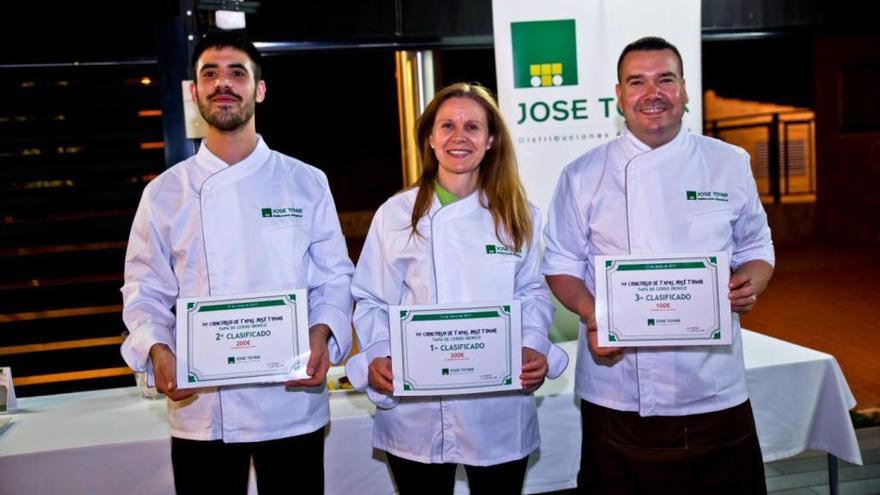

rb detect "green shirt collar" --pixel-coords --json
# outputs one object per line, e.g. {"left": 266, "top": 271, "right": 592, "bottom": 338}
{"left": 434, "top": 181, "right": 460, "bottom": 206}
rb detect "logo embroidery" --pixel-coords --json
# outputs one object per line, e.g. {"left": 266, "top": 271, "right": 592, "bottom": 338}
{"left": 261, "top": 207, "right": 303, "bottom": 218}
{"left": 486, "top": 245, "right": 521, "bottom": 257}
{"left": 686, "top": 191, "right": 728, "bottom": 202}
{"left": 511, "top": 19, "right": 578, "bottom": 88}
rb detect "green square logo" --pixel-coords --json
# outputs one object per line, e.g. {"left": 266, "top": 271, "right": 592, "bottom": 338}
{"left": 228, "top": 356, "right": 235, "bottom": 364}
{"left": 261, "top": 208, "right": 272, "bottom": 217}
{"left": 485, "top": 245, "right": 497, "bottom": 254}
{"left": 647, "top": 319, "right": 655, "bottom": 326}
{"left": 686, "top": 191, "right": 697, "bottom": 200}
{"left": 442, "top": 368, "right": 449, "bottom": 375}
{"left": 511, "top": 19, "right": 578, "bottom": 88}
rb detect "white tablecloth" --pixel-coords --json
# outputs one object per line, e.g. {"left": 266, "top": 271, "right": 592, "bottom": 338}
{"left": 0, "top": 330, "right": 862, "bottom": 494}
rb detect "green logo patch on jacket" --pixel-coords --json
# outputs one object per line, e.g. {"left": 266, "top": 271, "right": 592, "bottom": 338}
{"left": 485, "top": 245, "right": 521, "bottom": 257}
{"left": 261, "top": 207, "right": 303, "bottom": 218}
{"left": 686, "top": 191, "right": 728, "bottom": 202}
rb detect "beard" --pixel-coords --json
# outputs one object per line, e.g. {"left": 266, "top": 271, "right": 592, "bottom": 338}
{"left": 196, "top": 88, "right": 257, "bottom": 132}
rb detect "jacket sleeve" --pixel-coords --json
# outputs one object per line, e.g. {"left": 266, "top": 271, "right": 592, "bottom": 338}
{"left": 120, "top": 186, "right": 178, "bottom": 373}
{"left": 345, "top": 205, "right": 402, "bottom": 408}
{"left": 517, "top": 209, "right": 568, "bottom": 379}
{"left": 307, "top": 174, "right": 355, "bottom": 365}
{"left": 731, "top": 157, "right": 775, "bottom": 269}
{"left": 541, "top": 166, "right": 590, "bottom": 280}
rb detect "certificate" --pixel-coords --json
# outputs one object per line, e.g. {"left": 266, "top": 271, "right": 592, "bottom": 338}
{"left": 595, "top": 252, "right": 732, "bottom": 347}
{"left": 389, "top": 301, "right": 522, "bottom": 396}
{"left": 175, "top": 290, "right": 311, "bottom": 388}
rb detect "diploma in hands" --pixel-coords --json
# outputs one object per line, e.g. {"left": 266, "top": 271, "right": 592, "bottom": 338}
{"left": 595, "top": 252, "right": 732, "bottom": 347}
{"left": 389, "top": 301, "right": 522, "bottom": 396}
{"left": 175, "top": 290, "right": 311, "bottom": 388}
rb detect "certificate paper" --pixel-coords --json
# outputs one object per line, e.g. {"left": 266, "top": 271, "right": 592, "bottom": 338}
{"left": 595, "top": 252, "right": 732, "bottom": 347}
{"left": 389, "top": 301, "right": 522, "bottom": 396}
{"left": 175, "top": 290, "right": 310, "bottom": 388}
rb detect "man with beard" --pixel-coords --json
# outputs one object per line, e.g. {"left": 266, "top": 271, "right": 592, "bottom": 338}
{"left": 120, "top": 32, "right": 354, "bottom": 494}
{"left": 542, "top": 37, "right": 774, "bottom": 494}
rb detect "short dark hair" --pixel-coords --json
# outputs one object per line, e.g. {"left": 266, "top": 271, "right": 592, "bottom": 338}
{"left": 191, "top": 31, "right": 263, "bottom": 81}
{"left": 617, "top": 36, "right": 684, "bottom": 82}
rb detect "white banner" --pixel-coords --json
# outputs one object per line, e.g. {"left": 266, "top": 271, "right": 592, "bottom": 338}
{"left": 492, "top": 0, "right": 702, "bottom": 341}
{"left": 492, "top": 0, "right": 702, "bottom": 218}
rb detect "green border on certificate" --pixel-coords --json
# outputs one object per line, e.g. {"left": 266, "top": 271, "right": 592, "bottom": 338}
{"left": 595, "top": 252, "right": 732, "bottom": 347}
{"left": 389, "top": 301, "right": 523, "bottom": 396}
{"left": 175, "top": 289, "right": 310, "bottom": 388}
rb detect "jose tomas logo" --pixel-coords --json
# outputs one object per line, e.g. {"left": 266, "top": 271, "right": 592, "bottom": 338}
{"left": 261, "top": 207, "right": 303, "bottom": 218}
{"left": 485, "top": 244, "right": 521, "bottom": 257}
{"left": 511, "top": 19, "right": 578, "bottom": 88}
{"left": 686, "top": 191, "right": 729, "bottom": 202}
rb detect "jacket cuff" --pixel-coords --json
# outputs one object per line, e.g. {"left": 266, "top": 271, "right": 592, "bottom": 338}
{"left": 540, "top": 260, "right": 587, "bottom": 280}
{"left": 343, "top": 349, "right": 399, "bottom": 409}
{"left": 731, "top": 252, "right": 776, "bottom": 271}
{"left": 344, "top": 351, "right": 368, "bottom": 390}
{"left": 364, "top": 340, "right": 392, "bottom": 363}
{"left": 544, "top": 343, "right": 569, "bottom": 380}
{"left": 522, "top": 334, "right": 569, "bottom": 380}
{"left": 366, "top": 387, "right": 400, "bottom": 409}
{"left": 310, "top": 303, "right": 352, "bottom": 364}
{"left": 522, "top": 332, "right": 552, "bottom": 358}
{"left": 121, "top": 323, "right": 174, "bottom": 372}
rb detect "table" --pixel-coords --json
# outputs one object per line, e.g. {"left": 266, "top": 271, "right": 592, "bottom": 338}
{"left": 0, "top": 330, "right": 862, "bottom": 494}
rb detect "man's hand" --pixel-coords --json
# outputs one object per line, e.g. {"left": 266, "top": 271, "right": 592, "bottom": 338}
{"left": 367, "top": 357, "right": 393, "bottom": 394}
{"left": 546, "top": 274, "right": 623, "bottom": 361}
{"left": 583, "top": 309, "right": 623, "bottom": 360}
{"left": 520, "top": 347, "right": 548, "bottom": 392}
{"left": 729, "top": 260, "right": 774, "bottom": 314}
{"left": 285, "top": 324, "right": 331, "bottom": 387}
{"left": 149, "top": 344, "right": 198, "bottom": 402}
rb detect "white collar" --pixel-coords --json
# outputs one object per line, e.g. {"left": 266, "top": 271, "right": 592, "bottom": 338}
{"left": 196, "top": 134, "right": 270, "bottom": 172}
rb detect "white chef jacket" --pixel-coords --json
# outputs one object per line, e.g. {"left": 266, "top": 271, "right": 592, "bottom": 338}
{"left": 345, "top": 187, "right": 568, "bottom": 466}
{"left": 120, "top": 136, "right": 354, "bottom": 442}
{"left": 542, "top": 126, "right": 774, "bottom": 417}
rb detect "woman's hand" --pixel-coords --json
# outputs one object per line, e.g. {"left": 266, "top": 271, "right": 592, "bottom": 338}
{"left": 368, "top": 356, "right": 394, "bottom": 394}
{"left": 520, "top": 347, "right": 548, "bottom": 392}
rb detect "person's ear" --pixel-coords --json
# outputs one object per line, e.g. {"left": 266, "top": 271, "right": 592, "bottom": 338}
{"left": 255, "top": 80, "right": 266, "bottom": 103}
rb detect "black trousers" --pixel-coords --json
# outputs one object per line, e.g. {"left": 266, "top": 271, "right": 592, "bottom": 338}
{"left": 171, "top": 426, "right": 325, "bottom": 495}
{"left": 577, "top": 400, "right": 767, "bottom": 495}
{"left": 386, "top": 452, "right": 530, "bottom": 495}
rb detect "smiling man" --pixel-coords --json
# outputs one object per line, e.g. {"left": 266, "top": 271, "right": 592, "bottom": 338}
{"left": 120, "top": 31, "right": 353, "bottom": 494}
{"left": 542, "top": 37, "right": 775, "bottom": 494}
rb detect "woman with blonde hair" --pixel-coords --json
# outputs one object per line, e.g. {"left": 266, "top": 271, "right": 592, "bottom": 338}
{"left": 346, "top": 82, "right": 567, "bottom": 494}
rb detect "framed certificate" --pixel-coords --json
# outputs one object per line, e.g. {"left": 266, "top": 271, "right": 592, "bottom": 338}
{"left": 389, "top": 301, "right": 522, "bottom": 396}
{"left": 595, "top": 252, "right": 732, "bottom": 347}
{"left": 175, "top": 290, "right": 311, "bottom": 388}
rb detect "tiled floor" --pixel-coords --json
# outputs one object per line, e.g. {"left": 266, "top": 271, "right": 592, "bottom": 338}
{"left": 542, "top": 427, "right": 880, "bottom": 495}
{"left": 766, "top": 426, "right": 880, "bottom": 494}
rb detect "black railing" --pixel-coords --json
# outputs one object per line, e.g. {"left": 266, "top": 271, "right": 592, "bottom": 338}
{"left": 706, "top": 111, "right": 816, "bottom": 203}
